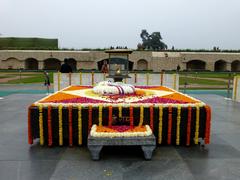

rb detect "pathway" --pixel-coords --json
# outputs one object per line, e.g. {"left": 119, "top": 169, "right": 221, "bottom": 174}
{"left": 0, "top": 94, "right": 240, "bottom": 179}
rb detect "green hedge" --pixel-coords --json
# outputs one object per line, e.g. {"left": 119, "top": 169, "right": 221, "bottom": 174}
{"left": 0, "top": 37, "right": 58, "bottom": 50}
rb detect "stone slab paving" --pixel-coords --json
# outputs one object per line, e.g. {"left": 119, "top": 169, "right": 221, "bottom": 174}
{"left": 0, "top": 93, "right": 240, "bottom": 179}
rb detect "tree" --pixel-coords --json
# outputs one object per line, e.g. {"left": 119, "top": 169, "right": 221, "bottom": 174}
{"left": 139, "top": 30, "right": 167, "bottom": 50}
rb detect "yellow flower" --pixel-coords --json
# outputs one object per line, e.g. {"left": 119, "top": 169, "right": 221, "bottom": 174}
{"left": 58, "top": 104, "right": 63, "bottom": 146}
{"left": 194, "top": 105, "right": 200, "bottom": 144}
{"left": 38, "top": 104, "right": 44, "bottom": 145}
{"left": 158, "top": 105, "right": 163, "bottom": 144}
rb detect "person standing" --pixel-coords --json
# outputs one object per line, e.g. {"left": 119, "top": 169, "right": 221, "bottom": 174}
{"left": 101, "top": 60, "right": 108, "bottom": 73}
{"left": 60, "top": 58, "right": 72, "bottom": 73}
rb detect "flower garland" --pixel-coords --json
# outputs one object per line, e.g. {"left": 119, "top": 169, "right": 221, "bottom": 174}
{"left": 194, "top": 105, "right": 200, "bottom": 144}
{"left": 38, "top": 104, "right": 44, "bottom": 145}
{"left": 167, "top": 106, "right": 172, "bottom": 145}
{"left": 150, "top": 105, "right": 154, "bottom": 130}
{"left": 176, "top": 105, "right": 181, "bottom": 145}
{"left": 68, "top": 105, "right": 73, "bottom": 146}
{"left": 99, "top": 105, "right": 103, "bottom": 126}
{"left": 186, "top": 106, "right": 192, "bottom": 146}
{"left": 108, "top": 106, "right": 113, "bottom": 127}
{"left": 158, "top": 105, "right": 163, "bottom": 144}
{"left": 78, "top": 105, "right": 82, "bottom": 145}
{"left": 233, "top": 76, "right": 238, "bottom": 100}
{"left": 58, "top": 104, "right": 63, "bottom": 146}
{"left": 129, "top": 106, "right": 134, "bottom": 127}
{"left": 47, "top": 105, "right": 53, "bottom": 146}
{"left": 79, "top": 72, "right": 82, "bottom": 85}
{"left": 118, "top": 105, "right": 122, "bottom": 118}
{"left": 139, "top": 105, "right": 144, "bottom": 126}
{"left": 28, "top": 105, "right": 33, "bottom": 144}
{"left": 205, "top": 105, "right": 211, "bottom": 144}
{"left": 91, "top": 125, "right": 152, "bottom": 138}
{"left": 88, "top": 105, "right": 92, "bottom": 134}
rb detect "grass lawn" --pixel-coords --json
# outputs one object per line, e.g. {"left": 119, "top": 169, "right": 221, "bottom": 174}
{"left": 179, "top": 77, "right": 227, "bottom": 85}
{"left": 180, "top": 72, "right": 240, "bottom": 79}
{"left": 0, "top": 71, "right": 234, "bottom": 88}
{"left": 0, "top": 72, "right": 53, "bottom": 84}
{"left": 0, "top": 75, "right": 14, "bottom": 79}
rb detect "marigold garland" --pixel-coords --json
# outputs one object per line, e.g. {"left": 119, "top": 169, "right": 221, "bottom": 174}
{"left": 58, "top": 104, "right": 63, "bottom": 146}
{"left": 99, "top": 105, "right": 103, "bottom": 126}
{"left": 38, "top": 104, "right": 44, "bottom": 146}
{"left": 95, "top": 125, "right": 148, "bottom": 133}
{"left": 130, "top": 106, "right": 134, "bottom": 127}
{"left": 28, "top": 106, "right": 33, "bottom": 144}
{"left": 108, "top": 106, "right": 113, "bottom": 127}
{"left": 47, "top": 105, "right": 53, "bottom": 146}
{"left": 233, "top": 77, "right": 238, "bottom": 100}
{"left": 167, "top": 106, "right": 172, "bottom": 145}
{"left": 186, "top": 106, "right": 192, "bottom": 146}
{"left": 88, "top": 105, "right": 93, "bottom": 134}
{"left": 139, "top": 105, "right": 144, "bottom": 126}
{"left": 78, "top": 105, "right": 82, "bottom": 145}
{"left": 68, "top": 105, "right": 73, "bottom": 146}
{"left": 158, "top": 105, "right": 163, "bottom": 144}
{"left": 118, "top": 105, "right": 122, "bottom": 118}
{"left": 150, "top": 105, "right": 154, "bottom": 130}
{"left": 194, "top": 105, "right": 200, "bottom": 144}
{"left": 176, "top": 105, "right": 181, "bottom": 145}
{"left": 205, "top": 105, "right": 211, "bottom": 144}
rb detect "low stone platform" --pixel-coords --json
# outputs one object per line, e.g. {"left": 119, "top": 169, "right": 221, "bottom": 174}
{"left": 88, "top": 134, "right": 156, "bottom": 160}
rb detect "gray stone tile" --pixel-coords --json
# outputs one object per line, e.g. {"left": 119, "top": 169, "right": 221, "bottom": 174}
{"left": 60, "top": 147, "right": 91, "bottom": 161}
{"left": 152, "top": 146, "right": 182, "bottom": 160}
{"left": 0, "top": 161, "right": 19, "bottom": 180}
{"left": 1, "top": 94, "right": 240, "bottom": 179}
{"left": 50, "top": 159, "right": 195, "bottom": 180}
{"left": 121, "top": 160, "right": 195, "bottom": 180}
{"left": 50, "top": 160, "right": 123, "bottom": 180}
{"left": 185, "top": 159, "right": 240, "bottom": 180}
{"left": 220, "top": 133, "right": 240, "bottom": 151}
{"left": 18, "top": 160, "right": 58, "bottom": 180}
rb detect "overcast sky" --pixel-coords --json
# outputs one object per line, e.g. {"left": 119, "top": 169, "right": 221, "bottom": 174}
{"left": 1, "top": 0, "right": 240, "bottom": 49}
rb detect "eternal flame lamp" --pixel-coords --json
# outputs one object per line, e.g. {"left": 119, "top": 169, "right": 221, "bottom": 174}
{"left": 105, "top": 49, "right": 132, "bottom": 82}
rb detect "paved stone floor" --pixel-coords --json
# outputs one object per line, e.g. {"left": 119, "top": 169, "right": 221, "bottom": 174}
{"left": 0, "top": 93, "right": 240, "bottom": 180}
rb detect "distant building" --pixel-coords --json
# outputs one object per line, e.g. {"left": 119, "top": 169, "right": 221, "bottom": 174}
{"left": 0, "top": 50, "right": 240, "bottom": 72}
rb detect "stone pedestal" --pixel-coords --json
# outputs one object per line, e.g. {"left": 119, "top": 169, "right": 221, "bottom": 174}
{"left": 88, "top": 135, "right": 156, "bottom": 160}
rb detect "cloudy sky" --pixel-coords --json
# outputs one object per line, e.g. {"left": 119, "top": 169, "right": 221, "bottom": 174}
{"left": 1, "top": 0, "right": 240, "bottom": 49}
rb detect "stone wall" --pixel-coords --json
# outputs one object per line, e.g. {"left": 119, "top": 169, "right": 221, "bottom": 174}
{"left": 1, "top": 50, "right": 240, "bottom": 72}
